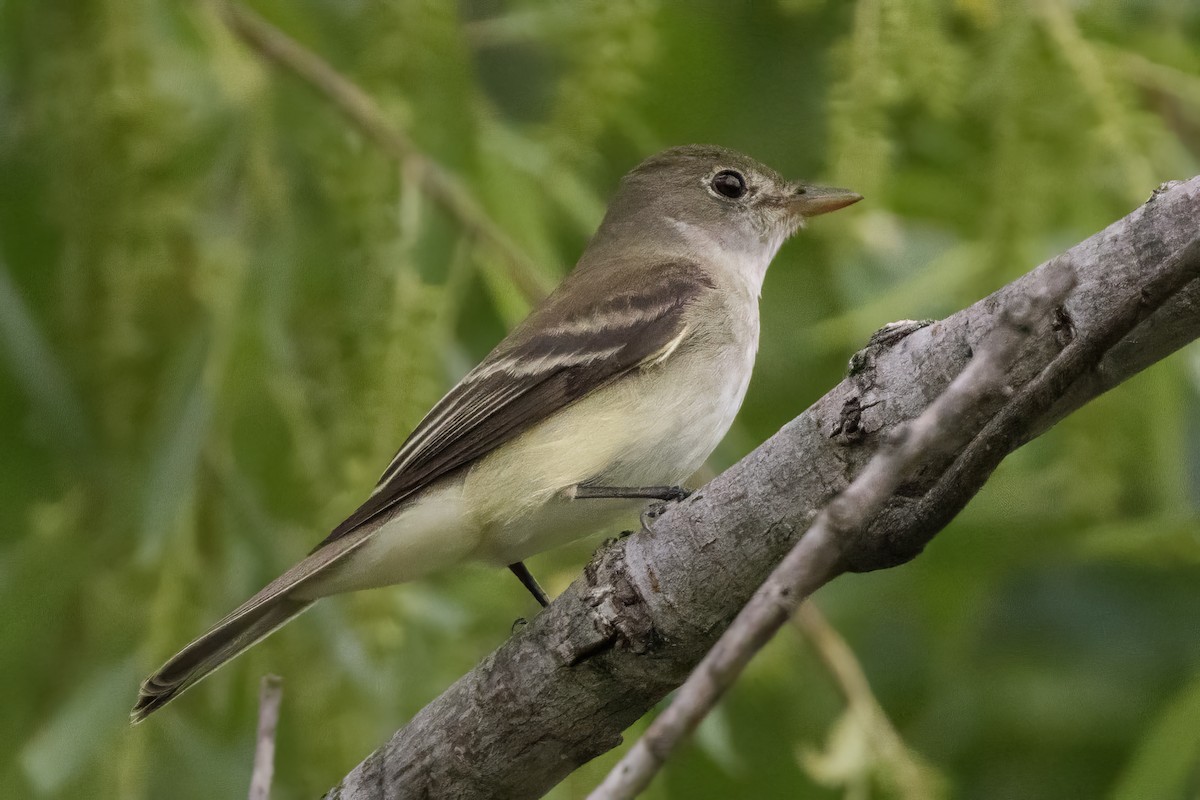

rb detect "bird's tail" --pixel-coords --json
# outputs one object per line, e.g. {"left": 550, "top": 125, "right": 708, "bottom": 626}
{"left": 131, "top": 594, "right": 313, "bottom": 723}
{"left": 131, "top": 528, "right": 373, "bottom": 723}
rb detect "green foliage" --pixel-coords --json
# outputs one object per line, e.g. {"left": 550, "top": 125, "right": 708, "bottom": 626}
{"left": 1, "top": 1, "right": 1198, "bottom": 798}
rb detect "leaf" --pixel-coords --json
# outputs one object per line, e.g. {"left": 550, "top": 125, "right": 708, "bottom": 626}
{"left": 799, "top": 707, "right": 949, "bottom": 800}
{"left": 800, "top": 709, "right": 873, "bottom": 789}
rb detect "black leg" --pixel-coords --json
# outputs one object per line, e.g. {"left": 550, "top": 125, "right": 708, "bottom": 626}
{"left": 574, "top": 485, "right": 692, "bottom": 502}
{"left": 509, "top": 562, "right": 550, "bottom": 608}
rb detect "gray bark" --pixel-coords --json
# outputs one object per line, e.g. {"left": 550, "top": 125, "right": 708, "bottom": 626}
{"left": 324, "top": 177, "right": 1200, "bottom": 800}
{"left": 589, "top": 268, "right": 1076, "bottom": 800}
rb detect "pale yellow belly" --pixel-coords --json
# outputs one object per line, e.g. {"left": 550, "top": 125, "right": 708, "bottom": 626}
{"left": 309, "top": 332, "right": 755, "bottom": 593}
{"left": 463, "top": 340, "right": 754, "bottom": 566}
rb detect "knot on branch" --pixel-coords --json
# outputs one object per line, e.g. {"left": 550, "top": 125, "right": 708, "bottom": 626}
{"left": 554, "top": 542, "right": 658, "bottom": 667}
{"left": 835, "top": 320, "right": 935, "bottom": 444}
{"left": 837, "top": 263, "right": 1080, "bottom": 573}
{"left": 845, "top": 319, "right": 935, "bottom": 381}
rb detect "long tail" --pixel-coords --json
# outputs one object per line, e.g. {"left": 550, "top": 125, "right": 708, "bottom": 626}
{"left": 131, "top": 529, "right": 372, "bottom": 723}
{"left": 131, "top": 595, "right": 313, "bottom": 723}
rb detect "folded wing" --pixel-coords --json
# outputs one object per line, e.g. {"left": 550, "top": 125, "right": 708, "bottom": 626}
{"left": 316, "top": 259, "right": 715, "bottom": 548}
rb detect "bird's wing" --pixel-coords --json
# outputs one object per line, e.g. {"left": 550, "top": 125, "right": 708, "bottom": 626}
{"left": 314, "top": 259, "right": 715, "bottom": 549}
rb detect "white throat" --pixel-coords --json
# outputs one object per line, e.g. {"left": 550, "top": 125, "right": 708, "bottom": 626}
{"left": 666, "top": 216, "right": 784, "bottom": 297}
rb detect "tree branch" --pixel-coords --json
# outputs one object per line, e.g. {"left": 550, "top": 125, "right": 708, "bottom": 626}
{"left": 212, "top": 1, "right": 551, "bottom": 303}
{"left": 248, "top": 675, "right": 283, "bottom": 800}
{"left": 587, "top": 268, "right": 1074, "bottom": 798}
{"left": 323, "top": 178, "right": 1200, "bottom": 800}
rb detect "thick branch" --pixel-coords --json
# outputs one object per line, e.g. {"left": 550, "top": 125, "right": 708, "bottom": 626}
{"left": 324, "top": 178, "right": 1200, "bottom": 800}
{"left": 588, "top": 269, "right": 1074, "bottom": 798}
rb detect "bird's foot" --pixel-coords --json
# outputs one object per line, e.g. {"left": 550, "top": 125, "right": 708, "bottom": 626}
{"left": 640, "top": 489, "right": 695, "bottom": 530}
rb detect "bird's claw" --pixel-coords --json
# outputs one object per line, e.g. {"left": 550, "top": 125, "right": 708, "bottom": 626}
{"left": 640, "top": 487, "right": 693, "bottom": 530}
{"left": 644, "top": 501, "right": 669, "bottom": 521}
{"left": 640, "top": 501, "right": 669, "bottom": 530}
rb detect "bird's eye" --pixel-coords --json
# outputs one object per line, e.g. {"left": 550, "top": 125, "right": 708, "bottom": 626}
{"left": 710, "top": 170, "right": 747, "bottom": 200}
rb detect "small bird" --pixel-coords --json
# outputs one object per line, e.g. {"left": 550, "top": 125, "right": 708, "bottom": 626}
{"left": 131, "top": 145, "right": 861, "bottom": 722}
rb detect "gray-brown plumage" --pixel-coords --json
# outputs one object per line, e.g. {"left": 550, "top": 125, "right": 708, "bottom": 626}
{"left": 131, "top": 145, "right": 860, "bottom": 722}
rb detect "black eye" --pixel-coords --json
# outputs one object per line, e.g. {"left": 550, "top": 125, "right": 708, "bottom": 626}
{"left": 711, "top": 170, "right": 747, "bottom": 199}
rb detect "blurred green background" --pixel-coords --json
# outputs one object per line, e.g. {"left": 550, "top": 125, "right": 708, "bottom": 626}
{"left": 2, "top": 0, "right": 1199, "bottom": 798}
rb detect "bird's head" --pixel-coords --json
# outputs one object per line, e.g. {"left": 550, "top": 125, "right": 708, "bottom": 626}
{"left": 614, "top": 142, "right": 859, "bottom": 247}
{"left": 592, "top": 145, "right": 861, "bottom": 284}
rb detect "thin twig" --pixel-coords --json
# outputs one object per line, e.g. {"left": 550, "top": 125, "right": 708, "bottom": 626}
{"left": 212, "top": 0, "right": 551, "bottom": 303}
{"left": 587, "top": 270, "right": 1076, "bottom": 799}
{"left": 793, "top": 603, "right": 883, "bottom": 720}
{"left": 793, "top": 605, "right": 944, "bottom": 798}
{"left": 248, "top": 674, "right": 284, "bottom": 800}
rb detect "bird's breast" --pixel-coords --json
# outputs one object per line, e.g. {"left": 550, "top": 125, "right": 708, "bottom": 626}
{"left": 462, "top": 308, "right": 759, "bottom": 564}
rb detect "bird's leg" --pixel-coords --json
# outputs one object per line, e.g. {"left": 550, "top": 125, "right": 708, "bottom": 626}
{"left": 575, "top": 484, "right": 694, "bottom": 537}
{"left": 573, "top": 485, "right": 692, "bottom": 502}
{"left": 508, "top": 561, "right": 550, "bottom": 608}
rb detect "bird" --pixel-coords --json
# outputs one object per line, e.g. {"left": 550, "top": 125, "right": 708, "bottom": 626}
{"left": 131, "top": 144, "right": 861, "bottom": 722}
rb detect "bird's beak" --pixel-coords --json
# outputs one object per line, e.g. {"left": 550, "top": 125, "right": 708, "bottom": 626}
{"left": 789, "top": 184, "right": 863, "bottom": 217}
